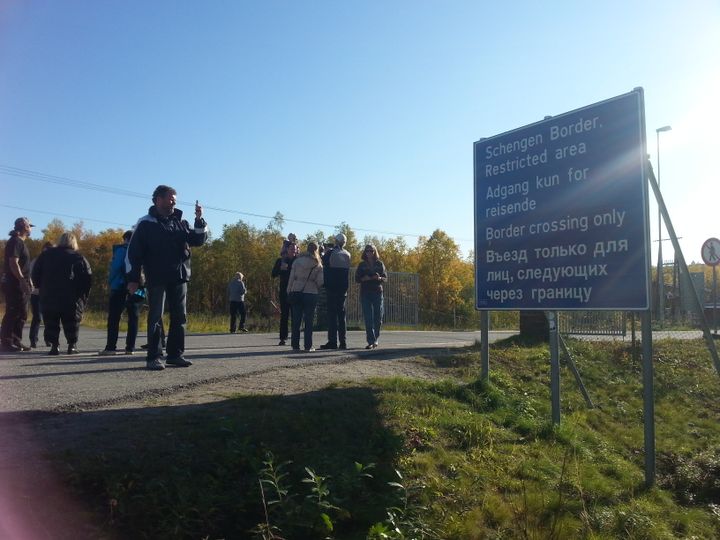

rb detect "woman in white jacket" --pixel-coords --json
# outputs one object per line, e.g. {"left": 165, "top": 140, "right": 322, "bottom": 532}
{"left": 287, "top": 242, "right": 324, "bottom": 351}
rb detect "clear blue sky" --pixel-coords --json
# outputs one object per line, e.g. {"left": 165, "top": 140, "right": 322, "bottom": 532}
{"left": 1, "top": 1, "right": 718, "bottom": 263}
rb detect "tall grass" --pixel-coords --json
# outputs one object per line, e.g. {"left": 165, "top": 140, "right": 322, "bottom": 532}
{"left": 49, "top": 338, "right": 720, "bottom": 538}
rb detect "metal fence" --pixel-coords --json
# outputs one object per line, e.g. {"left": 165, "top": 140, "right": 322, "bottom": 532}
{"left": 345, "top": 270, "right": 419, "bottom": 326}
{"left": 558, "top": 311, "right": 627, "bottom": 336}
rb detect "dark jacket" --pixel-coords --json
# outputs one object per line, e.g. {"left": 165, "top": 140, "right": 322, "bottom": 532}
{"left": 271, "top": 256, "right": 295, "bottom": 299}
{"left": 323, "top": 246, "right": 351, "bottom": 294}
{"left": 355, "top": 259, "right": 387, "bottom": 295}
{"left": 31, "top": 246, "right": 92, "bottom": 310}
{"left": 126, "top": 206, "right": 208, "bottom": 287}
{"left": 2, "top": 233, "right": 30, "bottom": 286}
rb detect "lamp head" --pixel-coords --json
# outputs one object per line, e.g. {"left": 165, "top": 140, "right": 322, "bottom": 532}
{"left": 656, "top": 125, "right": 672, "bottom": 133}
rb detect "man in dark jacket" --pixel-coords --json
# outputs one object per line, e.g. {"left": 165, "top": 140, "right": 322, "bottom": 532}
{"left": 1, "top": 217, "right": 34, "bottom": 352}
{"left": 126, "top": 185, "right": 208, "bottom": 370}
{"left": 31, "top": 233, "right": 92, "bottom": 355}
{"left": 271, "top": 242, "right": 297, "bottom": 345}
{"left": 320, "top": 233, "right": 352, "bottom": 350}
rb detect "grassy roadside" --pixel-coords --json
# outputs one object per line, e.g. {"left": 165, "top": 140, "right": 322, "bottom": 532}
{"left": 48, "top": 338, "right": 720, "bottom": 538}
{"left": 78, "top": 308, "right": 486, "bottom": 334}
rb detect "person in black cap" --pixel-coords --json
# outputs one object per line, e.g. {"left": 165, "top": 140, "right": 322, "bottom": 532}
{"left": 1, "top": 217, "right": 34, "bottom": 352}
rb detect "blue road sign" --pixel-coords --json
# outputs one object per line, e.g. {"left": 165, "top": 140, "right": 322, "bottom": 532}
{"left": 474, "top": 90, "right": 649, "bottom": 310}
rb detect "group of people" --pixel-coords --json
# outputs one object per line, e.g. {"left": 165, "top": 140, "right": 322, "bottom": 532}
{"left": 1, "top": 217, "right": 93, "bottom": 355}
{"left": 2, "top": 184, "right": 388, "bottom": 367}
{"left": 1, "top": 185, "right": 208, "bottom": 370}
{"left": 271, "top": 233, "right": 387, "bottom": 352}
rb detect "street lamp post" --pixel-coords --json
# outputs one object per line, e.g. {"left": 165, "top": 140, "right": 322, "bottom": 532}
{"left": 656, "top": 125, "right": 672, "bottom": 326}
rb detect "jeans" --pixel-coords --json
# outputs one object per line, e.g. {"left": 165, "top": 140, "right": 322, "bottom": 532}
{"left": 29, "top": 294, "right": 42, "bottom": 345}
{"left": 278, "top": 290, "right": 290, "bottom": 341}
{"left": 105, "top": 288, "right": 141, "bottom": 351}
{"left": 0, "top": 281, "right": 28, "bottom": 346}
{"left": 290, "top": 293, "right": 318, "bottom": 350}
{"left": 326, "top": 289, "right": 347, "bottom": 346}
{"left": 229, "top": 300, "right": 246, "bottom": 332}
{"left": 361, "top": 292, "right": 383, "bottom": 345}
{"left": 146, "top": 282, "right": 187, "bottom": 361}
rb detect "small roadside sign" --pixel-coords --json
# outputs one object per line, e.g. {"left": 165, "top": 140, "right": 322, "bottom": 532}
{"left": 701, "top": 238, "right": 720, "bottom": 266}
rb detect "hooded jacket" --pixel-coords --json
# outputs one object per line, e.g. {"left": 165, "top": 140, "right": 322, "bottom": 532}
{"left": 126, "top": 206, "right": 208, "bottom": 287}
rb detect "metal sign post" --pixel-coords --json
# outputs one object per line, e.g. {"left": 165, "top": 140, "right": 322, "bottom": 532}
{"left": 641, "top": 310, "right": 655, "bottom": 486}
{"left": 701, "top": 237, "right": 720, "bottom": 335}
{"left": 547, "top": 311, "right": 561, "bottom": 424}
{"left": 474, "top": 89, "right": 650, "bottom": 427}
{"left": 480, "top": 311, "right": 489, "bottom": 381}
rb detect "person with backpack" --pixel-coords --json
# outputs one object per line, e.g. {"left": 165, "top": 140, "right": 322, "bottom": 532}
{"left": 100, "top": 230, "right": 143, "bottom": 355}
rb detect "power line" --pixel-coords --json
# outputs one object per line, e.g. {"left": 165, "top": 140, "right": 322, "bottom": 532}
{"left": 0, "top": 204, "right": 132, "bottom": 228}
{"left": 0, "top": 164, "right": 452, "bottom": 239}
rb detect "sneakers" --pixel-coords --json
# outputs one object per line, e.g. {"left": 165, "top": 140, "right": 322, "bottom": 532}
{"left": 278, "top": 340, "right": 286, "bottom": 346}
{"left": 166, "top": 356, "right": 193, "bottom": 367}
{"left": 30, "top": 340, "right": 37, "bottom": 349}
{"left": 49, "top": 345, "right": 60, "bottom": 356}
{"left": 2, "top": 342, "right": 32, "bottom": 352}
{"left": 67, "top": 345, "right": 79, "bottom": 354}
{"left": 239, "top": 327, "right": 248, "bottom": 332}
{"left": 146, "top": 358, "right": 165, "bottom": 370}
{"left": 124, "top": 349, "right": 135, "bottom": 355}
{"left": 302, "top": 347, "right": 316, "bottom": 353}
{"left": 365, "top": 343, "right": 378, "bottom": 350}
{"left": 319, "top": 343, "right": 337, "bottom": 350}
{"left": 99, "top": 349, "right": 118, "bottom": 355}
{"left": 339, "top": 343, "right": 347, "bottom": 350}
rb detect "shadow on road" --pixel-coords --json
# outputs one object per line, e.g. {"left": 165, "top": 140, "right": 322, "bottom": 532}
{"left": 1, "top": 386, "right": 406, "bottom": 539}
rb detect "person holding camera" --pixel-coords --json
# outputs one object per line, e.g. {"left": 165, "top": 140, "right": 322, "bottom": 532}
{"left": 272, "top": 242, "right": 298, "bottom": 345}
{"left": 126, "top": 185, "right": 208, "bottom": 370}
{"left": 355, "top": 244, "right": 387, "bottom": 349}
{"left": 319, "top": 233, "right": 351, "bottom": 350}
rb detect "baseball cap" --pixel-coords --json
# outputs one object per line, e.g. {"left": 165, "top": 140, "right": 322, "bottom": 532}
{"left": 14, "top": 217, "right": 34, "bottom": 230}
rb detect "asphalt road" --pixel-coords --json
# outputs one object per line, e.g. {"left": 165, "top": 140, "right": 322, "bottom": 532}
{"left": 0, "top": 328, "right": 516, "bottom": 413}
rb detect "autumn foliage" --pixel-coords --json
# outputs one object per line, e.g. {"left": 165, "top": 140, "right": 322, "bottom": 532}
{"left": 4, "top": 217, "right": 481, "bottom": 327}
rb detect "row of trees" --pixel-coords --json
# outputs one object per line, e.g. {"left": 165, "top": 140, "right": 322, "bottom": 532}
{"left": 5, "top": 216, "right": 715, "bottom": 331}
{"left": 5, "top": 215, "right": 481, "bottom": 328}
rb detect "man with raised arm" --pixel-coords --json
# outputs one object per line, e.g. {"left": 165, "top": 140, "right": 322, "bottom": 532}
{"left": 126, "top": 185, "right": 208, "bottom": 370}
